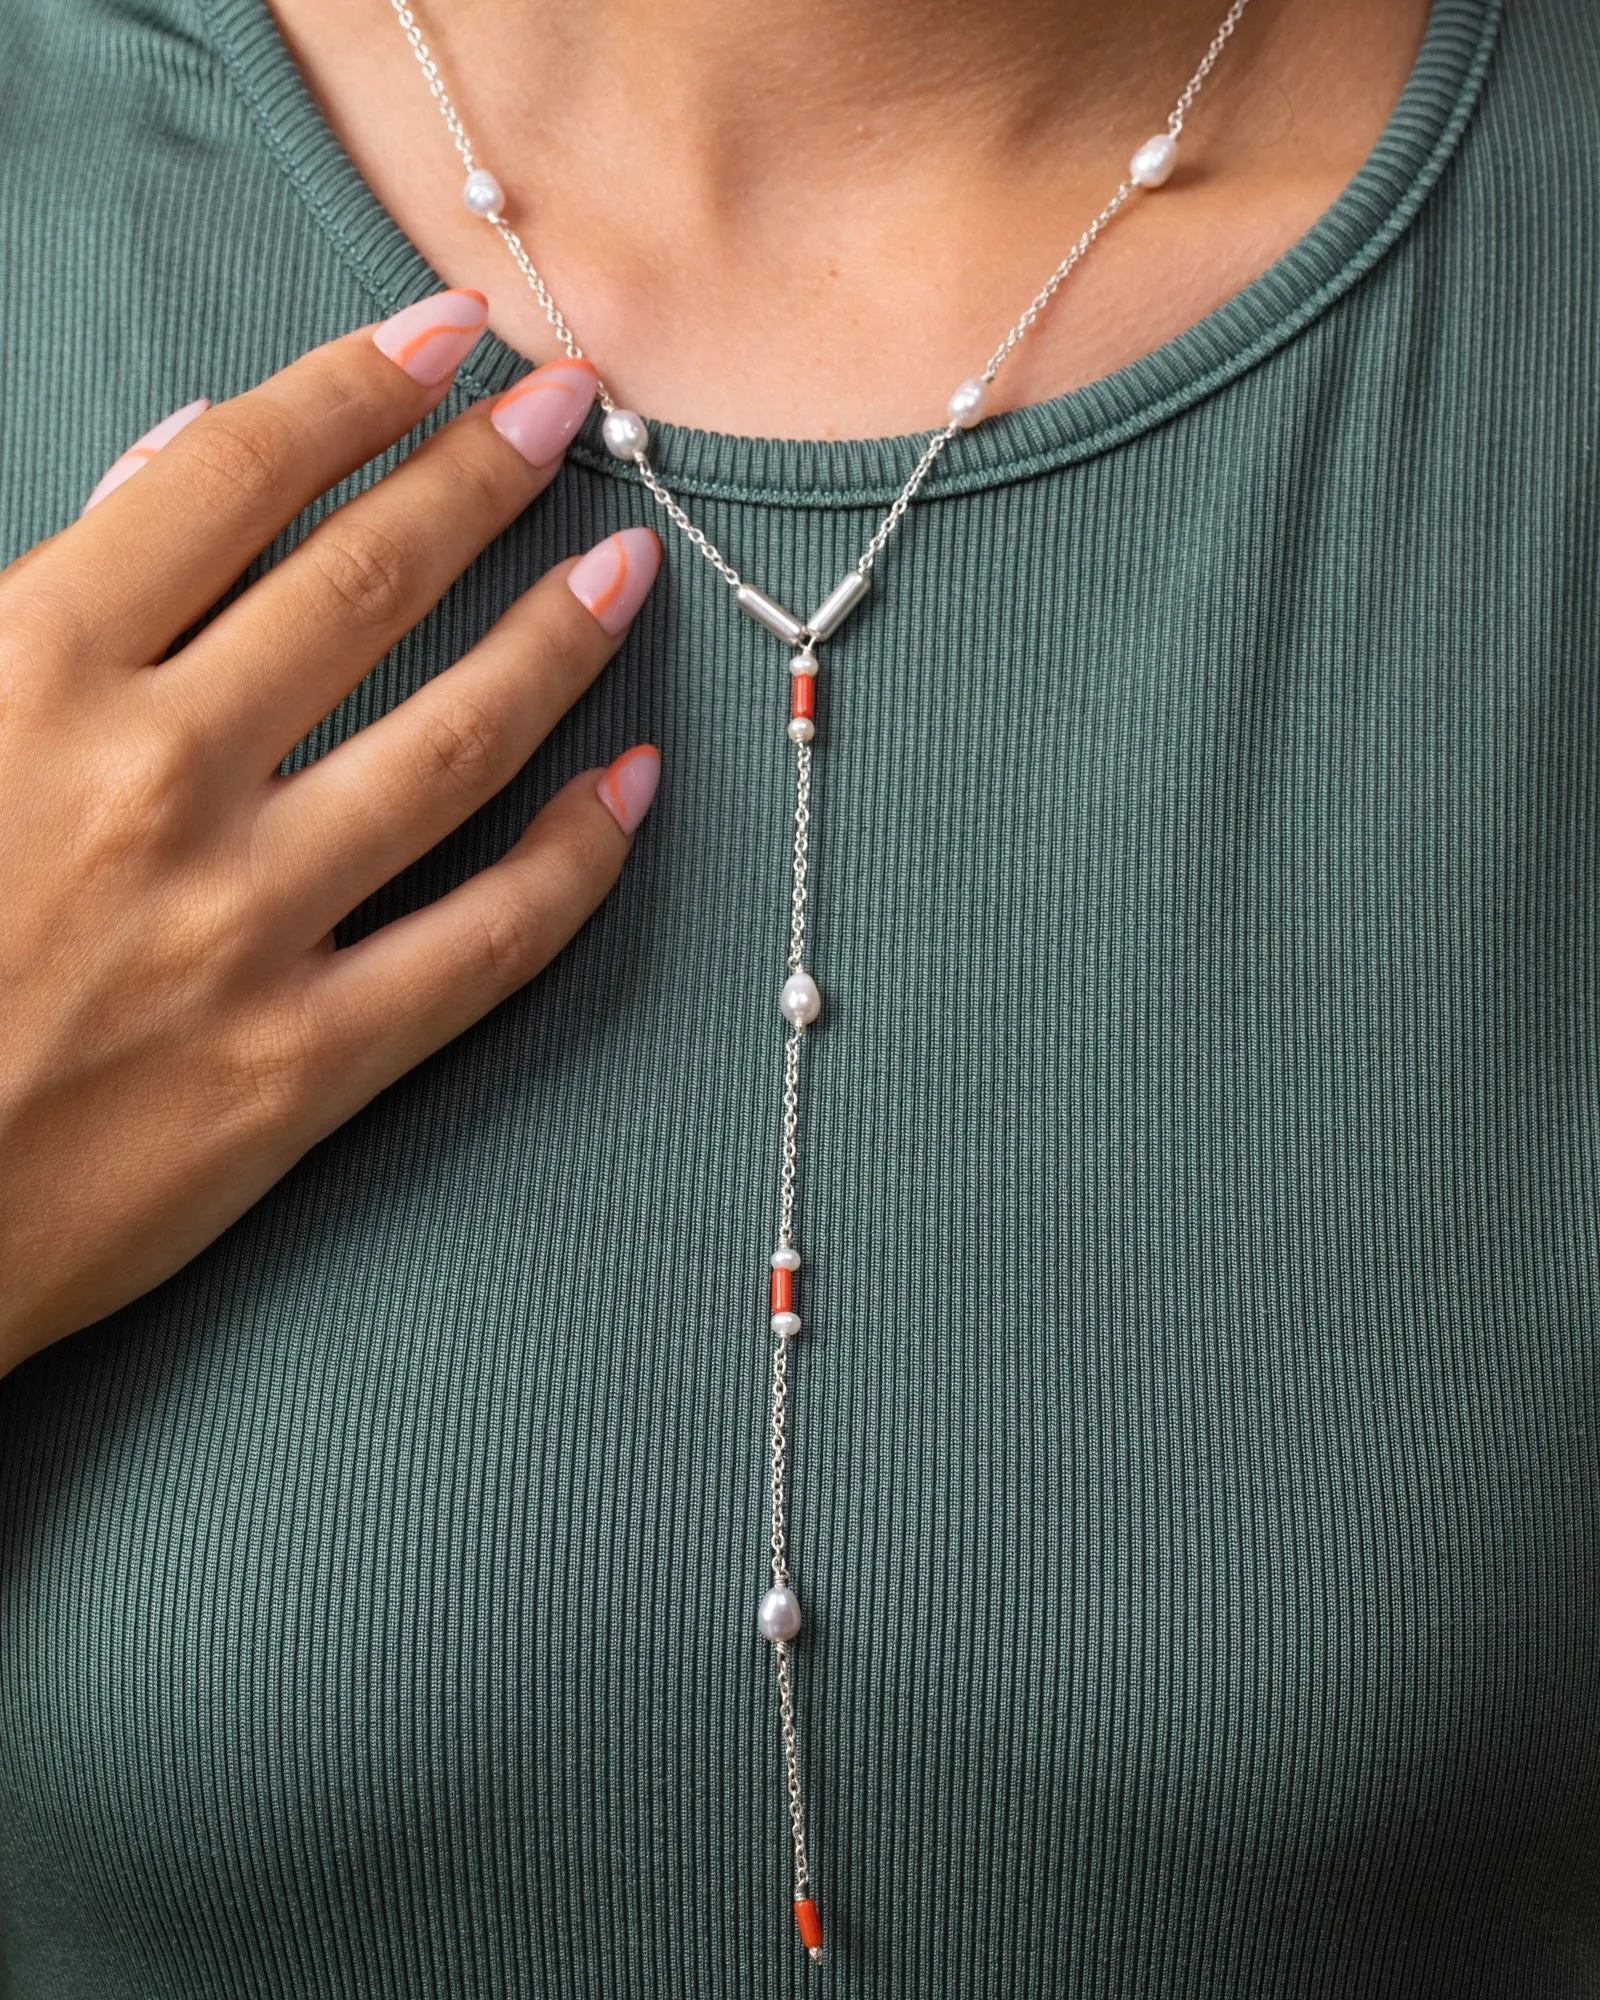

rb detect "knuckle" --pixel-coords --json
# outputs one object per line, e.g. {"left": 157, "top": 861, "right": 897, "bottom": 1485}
{"left": 534, "top": 609, "right": 599, "bottom": 698}
{"left": 564, "top": 797, "right": 623, "bottom": 881}
{"left": 434, "top": 434, "right": 512, "bottom": 517}
{"left": 307, "top": 519, "right": 411, "bottom": 625}
{"left": 0, "top": 586, "right": 80, "bottom": 710}
{"left": 76, "top": 725, "right": 192, "bottom": 865}
{"left": 465, "top": 892, "right": 542, "bottom": 992}
{"left": 292, "top": 347, "right": 368, "bottom": 424}
{"left": 225, "top": 1000, "right": 319, "bottom": 1127}
{"left": 183, "top": 407, "right": 298, "bottom": 516}
{"left": 412, "top": 691, "right": 502, "bottom": 797}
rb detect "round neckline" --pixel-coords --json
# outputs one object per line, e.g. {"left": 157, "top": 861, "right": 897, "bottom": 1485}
{"left": 200, "top": 0, "right": 1499, "bottom": 510}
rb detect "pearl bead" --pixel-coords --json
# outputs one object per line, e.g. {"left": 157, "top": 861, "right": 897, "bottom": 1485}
{"left": 787, "top": 717, "right": 815, "bottom": 743}
{"left": 780, "top": 970, "right": 821, "bottom": 1027}
{"left": 462, "top": 169, "right": 504, "bottom": 218}
{"left": 772, "top": 1310, "right": 802, "bottom": 1340}
{"left": 1130, "top": 133, "right": 1179, "bottom": 188}
{"left": 602, "top": 408, "right": 649, "bottom": 459}
{"left": 771, "top": 1247, "right": 801, "bottom": 1271}
{"left": 947, "top": 377, "right": 990, "bottom": 429}
{"left": 759, "top": 1586, "right": 802, "bottom": 1642}
{"left": 790, "top": 650, "right": 819, "bottom": 677}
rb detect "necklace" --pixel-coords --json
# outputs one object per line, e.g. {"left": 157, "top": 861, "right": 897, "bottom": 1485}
{"left": 389, "top": 0, "right": 1254, "bottom": 1963}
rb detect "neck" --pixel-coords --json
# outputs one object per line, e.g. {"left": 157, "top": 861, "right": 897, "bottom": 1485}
{"left": 272, "top": 0, "right": 1431, "bottom": 436}
{"left": 452, "top": 0, "right": 1240, "bottom": 170}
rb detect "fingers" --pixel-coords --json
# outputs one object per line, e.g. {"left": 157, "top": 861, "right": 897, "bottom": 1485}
{"left": 176, "top": 354, "right": 602, "bottom": 767}
{"left": 309, "top": 751, "right": 662, "bottom": 1110}
{"left": 257, "top": 530, "right": 662, "bottom": 942}
{"left": 59, "top": 288, "right": 492, "bottom": 666}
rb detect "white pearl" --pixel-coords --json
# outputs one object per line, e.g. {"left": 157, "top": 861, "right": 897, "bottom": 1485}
{"left": 771, "top": 1247, "right": 801, "bottom": 1271}
{"left": 787, "top": 717, "right": 816, "bottom": 743}
{"left": 771, "top": 1310, "right": 802, "bottom": 1340}
{"left": 602, "top": 408, "right": 649, "bottom": 459}
{"left": 759, "top": 1586, "right": 802, "bottom": 1642}
{"left": 947, "top": 377, "right": 990, "bottom": 429}
{"left": 789, "top": 650, "right": 819, "bottom": 678}
{"left": 780, "top": 970, "right": 821, "bottom": 1027}
{"left": 462, "top": 169, "right": 504, "bottom": 218}
{"left": 1130, "top": 133, "right": 1179, "bottom": 188}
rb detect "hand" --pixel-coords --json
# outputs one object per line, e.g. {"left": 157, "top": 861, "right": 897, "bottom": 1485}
{"left": 0, "top": 288, "right": 663, "bottom": 1373}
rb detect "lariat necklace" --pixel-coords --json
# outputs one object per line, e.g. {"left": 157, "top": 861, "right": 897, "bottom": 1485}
{"left": 389, "top": 0, "right": 1255, "bottom": 1963}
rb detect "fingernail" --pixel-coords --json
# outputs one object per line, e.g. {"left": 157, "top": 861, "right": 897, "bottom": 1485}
{"left": 596, "top": 744, "right": 662, "bottom": 834}
{"left": 567, "top": 526, "right": 662, "bottom": 636}
{"left": 82, "top": 397, "right": 210, "bottom": 513}
{"left": 372, "top": 287, "right": 490, "bottom": 385}
{"left": 490, "top": 357, "right": 598, "bottom": 465}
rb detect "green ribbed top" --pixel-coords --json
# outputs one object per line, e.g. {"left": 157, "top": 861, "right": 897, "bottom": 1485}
{"left": 3, "top": 0, "right": 1598, "bottom": 1993}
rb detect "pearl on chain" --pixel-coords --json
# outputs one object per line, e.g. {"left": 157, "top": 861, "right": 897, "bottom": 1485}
{"left": 787, "top": 717, "right": 815, "bottom": 744}
{"left": 759, "top": 1587, "right": 803, "bottom": 1642}
{"left": 771, "top": 1247, "right": 802, "bottom": 1272}
{"left": 602, "top": 408, "right": 649, "bottom": 459}
{"left": 461, "top": 169, "right": 504, "bottom": 218}
{"left": 772, "top": 1310, "right": 802, "bottom": 1340}
{"left": 1130, "top": 133, "right": 1179, "bottom": 188}
{"left": 947, "top": 377, "right": 990, "bottom": 429}
{"left": 780, "top": 971, "right": 821, "bottom": 1027}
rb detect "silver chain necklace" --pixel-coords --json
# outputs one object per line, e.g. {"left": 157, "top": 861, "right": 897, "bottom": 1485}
{"left": 389, "top": 0, "right": 1254, "bottom": 1963}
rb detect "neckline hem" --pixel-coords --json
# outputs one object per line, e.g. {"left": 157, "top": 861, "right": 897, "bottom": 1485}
{"left": 199, "top": 0, "right": 1500, "bottom": 509}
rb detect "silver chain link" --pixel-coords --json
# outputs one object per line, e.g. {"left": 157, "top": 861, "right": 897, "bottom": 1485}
{"left": 1170, "top": 0, "right": 1255, "bottom": 135}
{"left": 389, "top": 0, "right": 1255, "bottom": 1953}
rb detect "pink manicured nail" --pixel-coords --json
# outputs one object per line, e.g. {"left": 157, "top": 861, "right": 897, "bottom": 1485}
{"left": 82, "top": 397, "right": 210, "bottom": 513}
{"left": 567, "top": 526, "right": 662, "bottom": 636}
{"left": 596, "top": 744, "right": 662, "bottom": 834}
{"left": 490, "top": 358, "right": 598, "bottom": 465}
{"left": 372, "top": 288, "right": 490, "bottom": 385}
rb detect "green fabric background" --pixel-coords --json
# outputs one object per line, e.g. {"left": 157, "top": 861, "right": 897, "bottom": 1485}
{"left": 1, "top": 0, "right": 1597, "bottom": 1992}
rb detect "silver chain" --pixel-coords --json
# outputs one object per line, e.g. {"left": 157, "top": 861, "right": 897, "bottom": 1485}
{"left": 389, "top": 0, "right": 1255, "bottom": 1960}
{"left": 389, "top": 0, "right": 1253, "bottom": 603}
{"left": 1171, "top": 0, "right": 1255, "bottom": 134}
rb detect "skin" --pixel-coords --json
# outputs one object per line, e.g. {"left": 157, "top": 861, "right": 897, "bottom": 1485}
{"left": 0, "top": 0, "right": 1430, "bottom": 1373}
{"left": 271, "top": 0, "right": 1433, "bottom": 435}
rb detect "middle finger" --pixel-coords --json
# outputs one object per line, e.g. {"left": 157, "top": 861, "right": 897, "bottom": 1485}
{"left": 171, "top": 356, "right": 600, "bottom": 768}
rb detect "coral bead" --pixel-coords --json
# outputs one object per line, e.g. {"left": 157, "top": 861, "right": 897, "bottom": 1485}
{"left": 794, "top": 1897, "right": 824, "bottom": 1955}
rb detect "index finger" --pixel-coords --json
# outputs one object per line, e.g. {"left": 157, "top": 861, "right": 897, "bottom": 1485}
{"left": 60, "top": 287, "right": 492, "bottom": 666}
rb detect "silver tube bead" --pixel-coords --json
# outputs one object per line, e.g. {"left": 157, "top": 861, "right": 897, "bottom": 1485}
{"left": 806, "top": 569, "right": 870, "bottom": 641}
{"left": 735, "top": 584, "right": 804, "bottom": 645}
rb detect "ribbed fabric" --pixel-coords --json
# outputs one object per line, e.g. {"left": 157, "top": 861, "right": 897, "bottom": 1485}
{"left": 1, "top": 0, "right": 1597, "bottom": 1993}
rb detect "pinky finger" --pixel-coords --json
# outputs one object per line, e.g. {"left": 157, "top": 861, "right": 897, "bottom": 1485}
{"left": 312, "top": 748, "right": 661, "bottom": 1099}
